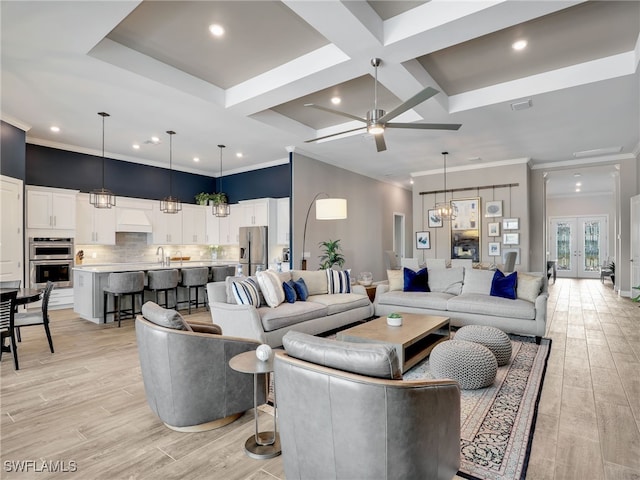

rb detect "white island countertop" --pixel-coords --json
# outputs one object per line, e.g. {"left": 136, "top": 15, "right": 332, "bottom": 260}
{"left": 73, "top": 260, "right": 237, "bottom": 273}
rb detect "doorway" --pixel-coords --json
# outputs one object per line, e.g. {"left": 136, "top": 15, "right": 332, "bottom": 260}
{"left": 549, "top": 215, "right": 608, "bottom": 278}
{"left": 393, "top": 213, "right": 405, "bottom": 258}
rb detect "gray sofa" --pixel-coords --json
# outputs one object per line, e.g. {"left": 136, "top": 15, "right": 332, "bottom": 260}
{"left": 206, "top": 269, "right": 374, "bottom": 347}
{"left": 275, "top": 331, "right": 461, "bottom": 480}
{"left": 374, "top": 267, "right": 548, "bottom": 338}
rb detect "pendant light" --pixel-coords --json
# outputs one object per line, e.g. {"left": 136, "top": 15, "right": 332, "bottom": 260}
{"left": 212, "top": 144, "right": 230, "bottom": 217}
{"left": 433, "top": 151, "right": 456, "bottom": 221}
{"left": 89, "top": 112, "right": 116, "bottom": 209}
{"left": 160, "top": 130, "right": 182, "bottom": 214}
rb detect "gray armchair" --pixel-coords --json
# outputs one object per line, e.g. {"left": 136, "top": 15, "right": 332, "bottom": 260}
{"left": 274, "top": 331, "right": 461, "bottom": 480}
{"left": 135, "top": 302, "right": 264, "bottom": 432}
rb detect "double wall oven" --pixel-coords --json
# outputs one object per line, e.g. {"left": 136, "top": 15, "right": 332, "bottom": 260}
{"left": 29, "top": 237, "right": 74, "bottom": 288}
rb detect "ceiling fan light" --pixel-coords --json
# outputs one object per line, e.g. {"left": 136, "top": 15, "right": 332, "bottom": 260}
{"left": 368, "top": 124, "right": 384, "bottom": 135}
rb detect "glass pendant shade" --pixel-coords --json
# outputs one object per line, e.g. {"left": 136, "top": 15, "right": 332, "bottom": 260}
{"left": 90, "top": 112, "right": 116, "bottom": 209}
{"left": 213, "top": 144, "right": 229, "bottom": 218}
{"left": 160, "top": 130, "right": 181, "bottom": 214}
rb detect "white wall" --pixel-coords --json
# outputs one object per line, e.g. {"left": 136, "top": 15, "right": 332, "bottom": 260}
{"left": 293, "top": 154, "right": 412, "bottom": 282}
{"left": 412, "top": 161, "right": 531, "bottom": 271}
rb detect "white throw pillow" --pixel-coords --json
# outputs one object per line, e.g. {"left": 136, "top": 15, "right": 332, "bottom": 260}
{"left": 291, "top": 270, "right": 328, "bottom": 296}
{"left": 428, "top": 267, "right": 464, "bottom": 295}
{"left": 256, "top": 270, "right": 285, "bottom": 308}
{"left": 231, "top": 278, "right": 261, "bottom": 308}
{"left": 461, "top": 269, "right": 494, "bottom": 295}
{"left": 387, "top": 270, "right": 404, "bottom": 291}
{"left": 517, "top": 273, "right": 543, "bottom": 303}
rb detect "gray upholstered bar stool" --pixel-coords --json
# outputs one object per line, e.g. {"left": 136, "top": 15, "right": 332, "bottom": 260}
{"left": 146, "top": 269, "right": 179, "bottom": 309}
{"left": 179, "top": 267, "right": 209, "bottom": 314}
{"left": 103, "top": 271, "right": 145, "bottom": 327}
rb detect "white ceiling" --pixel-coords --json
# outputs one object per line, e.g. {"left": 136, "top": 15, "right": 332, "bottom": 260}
{"left": 1, "top": 1, "right": 638, "bottom": 196}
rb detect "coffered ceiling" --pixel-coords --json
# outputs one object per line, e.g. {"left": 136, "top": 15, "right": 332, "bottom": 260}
{"left": 1, "top": 1, "right": 638, "bottom": 194}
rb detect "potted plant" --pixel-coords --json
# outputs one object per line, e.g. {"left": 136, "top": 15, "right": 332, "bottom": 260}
{"left": 210, "top": 192, "right": 228, "bottom": 206}
{"left": 318, "top": 239, "right": 345, "bottom": 270}
{"left": 386, "top": 312, "right": 403, "bottom": 326}
{"left": 195, "top": 192, "right": 212, "bottom": 205}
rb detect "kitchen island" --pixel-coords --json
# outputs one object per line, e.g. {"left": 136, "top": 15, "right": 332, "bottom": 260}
{"left": 73, "top": 261, "right": 237, "bottom": 324}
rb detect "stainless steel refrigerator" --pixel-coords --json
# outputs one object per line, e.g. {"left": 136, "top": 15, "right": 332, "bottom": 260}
{"left": 239, "top": 226, "right": 268, "bottom": 276}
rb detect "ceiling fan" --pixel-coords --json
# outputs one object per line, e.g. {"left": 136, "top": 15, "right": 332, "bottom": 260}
{"left": 304, "top": 58, "right": 461, "bottom": 152}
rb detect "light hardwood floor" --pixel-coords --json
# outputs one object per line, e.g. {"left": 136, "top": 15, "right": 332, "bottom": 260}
{"left": 1, "top": 278, "right": 638, "bottom": 479}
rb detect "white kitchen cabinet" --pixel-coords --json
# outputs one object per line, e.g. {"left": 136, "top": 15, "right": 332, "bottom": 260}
{"left": 240, "top": 199, "right": 270, "bottom": 226}
{"left": 152, "top": 205, "right": 183, "bottom": 245}
{"left": 276, "top": 197, "right": 290, "bottom": 245}
{"left": 205, "top": 208, "right": 220, "bottom": 245}
{"left": 27, "top": 186, "right": 77, "bottom": 230}
{"left": 182, "top": 204, "right": 206, "bottom": 245}
{"left": 75, "top": 193, "right": 116, "bottom": 245}
{"left": 218, "top": 204, "right": 241, "bottom": 245}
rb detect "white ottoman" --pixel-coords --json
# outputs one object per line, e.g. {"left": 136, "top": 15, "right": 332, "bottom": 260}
{"left": 454, "top": 325, "right": 512, "bottom": 366}
{"left": 430, "top": 340, "right": 497, "bottom": 390}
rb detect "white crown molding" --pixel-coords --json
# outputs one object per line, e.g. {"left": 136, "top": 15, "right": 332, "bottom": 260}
{"left": 411, "top": 157, "right": 530, "bottom": 177}
{"left": 530, "top": 152, "right": 635, "bottom": 170}
{"left": 1, "top": 114, "right": 32, "bottom": 132}
{"left": 547, "top": 191, "right": 614, "bottom": 199}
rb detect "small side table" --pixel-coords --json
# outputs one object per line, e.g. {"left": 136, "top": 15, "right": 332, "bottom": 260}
{"left": 364, "top": 285, "right": 377, "bottom": 303}
{"left": 229, "top": 350, "right": 281, "bottom": 459}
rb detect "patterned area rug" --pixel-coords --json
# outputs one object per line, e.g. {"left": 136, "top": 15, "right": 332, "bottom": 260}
{"left": 404, "top": 335, "right": 551, "bottom": 480}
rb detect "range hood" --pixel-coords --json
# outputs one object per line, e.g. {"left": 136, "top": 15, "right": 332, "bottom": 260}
{"left": 116, "top": 208, "right": 152, "bottom": 233}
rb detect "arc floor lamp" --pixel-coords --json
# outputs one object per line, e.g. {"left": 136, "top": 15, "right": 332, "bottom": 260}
{"left": 301, "top": 193, "right": 347, "bottom": 270}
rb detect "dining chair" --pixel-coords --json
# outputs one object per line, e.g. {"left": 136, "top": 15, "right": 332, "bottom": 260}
{"left": 14, "top": 281, "right": 54, "bottom": 354}
{"left": 0, "top": 280, "right": 21, "bottom": 288}
{"left": 0, "top": 290, "right": 19, "bottom": 369}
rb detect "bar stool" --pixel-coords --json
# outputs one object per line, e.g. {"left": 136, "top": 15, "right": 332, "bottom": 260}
{"left": 103, "top": 271, "right": 145, "bottom": 327}
{"left": 179, "top": 267, "right": 209, "bottom": 314}
{"left": 146, "top": 269, "right": 179, "bottom": 309}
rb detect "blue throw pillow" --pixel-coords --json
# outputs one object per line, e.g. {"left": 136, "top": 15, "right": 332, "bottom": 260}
{"left": 490, "top": 270, "right": 517, "bottom": 300}
{"left": 282, "top": 280, "right": 297, "bottom": 303}
{"left": 403, "top": 267, "right": 430, "bottom": 292}
{"left": 293, "top": 278, "right": 309, "bottom": 301}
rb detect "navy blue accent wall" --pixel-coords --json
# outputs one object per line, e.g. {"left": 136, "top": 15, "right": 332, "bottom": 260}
{"left": 1, "top": 121, "right": 26, "bottom": 180}
{"left": 217, "top": 163, "right": 290, "bottom": 202}
{"left": 26, "top": 144, "right": 291, "bottom": 204}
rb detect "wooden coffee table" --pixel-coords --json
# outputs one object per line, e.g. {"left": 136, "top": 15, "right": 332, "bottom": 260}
{"left": 337, "top": 313, "right": 450, "bottom": 373}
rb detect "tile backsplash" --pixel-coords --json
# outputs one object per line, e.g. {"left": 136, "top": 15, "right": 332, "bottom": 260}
{"left": 75, "top": 233, "right": 238, "bottom": 265}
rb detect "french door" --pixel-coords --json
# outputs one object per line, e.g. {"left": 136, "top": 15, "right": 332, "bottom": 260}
{"left": 550, "top": 216, "right": 608, "bottom": 278}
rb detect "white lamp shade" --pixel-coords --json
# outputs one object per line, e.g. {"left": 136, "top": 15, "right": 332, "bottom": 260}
{"left": 316, "top": 198, "right": 347, "bottom": 220}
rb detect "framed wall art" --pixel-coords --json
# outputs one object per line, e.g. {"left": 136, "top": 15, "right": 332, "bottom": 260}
{"left": 427, "top": 209, "right": 443, "bottom": 228}
{"left": 502, "top": 218, "right": 519, "bottom": 230}
{"left": 485, "top": 200, "right": 503, "bottom": 217}
{"left": 450, "top": 198, "right": 480, "bottom": 262}
{"left": 488, "top": 222, "right": 500, "bottom": 237}
{"left": 416, "top": 231, "right": 431, "bottom": 249}
{"left": 488, "top": 242, "right": 501, "bottom": 256}
{"left": 503, "top": 233, "right": 519, "bottom": 245}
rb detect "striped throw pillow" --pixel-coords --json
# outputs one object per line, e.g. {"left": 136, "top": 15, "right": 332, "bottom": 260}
{"left": 231, "top": 278, "right": 261, "bottom": 308}
{"left": 326, "top": 269, "right": 351, "bottom": 294}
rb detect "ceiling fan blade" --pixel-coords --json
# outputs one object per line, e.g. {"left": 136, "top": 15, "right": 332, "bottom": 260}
{"left": 378, "top": 86, "right": 440, "bottom": 123}
{"left": 304, "top": 126, "right": 367, "bottom": 143}
{"left": 304, "top": 104, "right": 367, "bottom": 123}
{"left": 385, "top": 122, "right": 462, "bottom": 131}
{"left": 374, "top": 133, "right": 387, "bottom": 152}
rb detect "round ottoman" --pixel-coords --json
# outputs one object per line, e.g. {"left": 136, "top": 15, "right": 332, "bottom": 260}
{"left": 454, "top": 325, "right": 512, "bottom": 366}
{"left": 430, "top": 340, "right": 497, "bottom": 390}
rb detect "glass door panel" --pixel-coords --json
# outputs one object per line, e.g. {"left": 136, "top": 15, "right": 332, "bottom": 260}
{"left": 551, "top": 219, "right": 576, "bottom": 277}
{"left": 580, "top": 217, "right": 607, "bottom": 278}
{"left": 550, "top": 216, "right": 607, "bottom": 279}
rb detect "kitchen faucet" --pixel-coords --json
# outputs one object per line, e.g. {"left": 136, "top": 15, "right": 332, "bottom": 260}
{"left": 175, "top": 250, "right": 183, "bottom": 267}
{"left": 156, "top": 246, "right": 165, "bottom": 266}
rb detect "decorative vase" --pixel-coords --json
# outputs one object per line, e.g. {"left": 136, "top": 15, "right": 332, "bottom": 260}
{"left": 358, "top": 272, "right": 373, "bottom": 286}
{"left": 256, "top": 344, "right": 272, "bottom": 362}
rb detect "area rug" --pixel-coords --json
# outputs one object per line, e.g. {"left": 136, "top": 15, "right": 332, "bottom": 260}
{"left": 404, "top": 335, "right": 552, "bottom": 480}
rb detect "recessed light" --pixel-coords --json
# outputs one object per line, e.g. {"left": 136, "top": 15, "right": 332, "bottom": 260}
{"left": 132, "top": 144, "right": 140, "bottom": 150}
{"left": 512, "top": 39, "right": 527, "bottom": 51}
{"left": 151, "top": 136, "right": 160, "bottom": 144}
{"left": 209, "top": 24, "right": 224, "bottom": 37}
{"left": 331, "top": 96, "right": 341, "bottom": 105}
{"left": 50, "top": 126, "right": 60, "bottom": 132}
{"left": 409, "top": 178, "right": 414, "bottom": 185}
{"left": 576, "top": 182, "right": 582, "bottom": 187}
{"left": 575, "top": 188, "right": 581, "bottom": 192}
{"left": 193, "top": 157, "right": 200, "bottom": 162}
{"left": 236, "top": 152, "right": 243, "bottom": 158}
{"left": 573, "top": 173, "right": 581, "bottom": 177}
